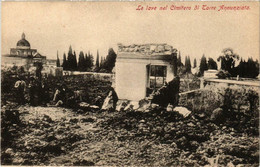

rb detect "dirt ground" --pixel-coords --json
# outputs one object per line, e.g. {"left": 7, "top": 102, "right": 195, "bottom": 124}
{"left": 1, "top": 104, "right": 258, "bottom": 166}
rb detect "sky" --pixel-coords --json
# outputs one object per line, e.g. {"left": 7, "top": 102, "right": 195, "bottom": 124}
{"left": 1, "top": 2, "right": 259, "bottom": 64}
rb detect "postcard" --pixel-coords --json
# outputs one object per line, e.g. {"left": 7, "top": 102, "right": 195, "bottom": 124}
{"left": 1, "top": 1, "right": 259, "bottom": 166}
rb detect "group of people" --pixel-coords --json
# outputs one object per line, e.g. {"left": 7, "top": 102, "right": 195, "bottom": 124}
{"left": 52, "top": 84, "right": 79, "bottom": 107}
{"left": 14, "top": 76, "right": 82, "bottom": 108}
{"left": 14, "top": 75, "right": 179, "bottom": 110}
{"left": 14, "top": 76, "right": 50, "bottom": 106}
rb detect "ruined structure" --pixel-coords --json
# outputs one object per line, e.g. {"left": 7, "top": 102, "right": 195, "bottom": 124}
{"left": 115, "top": 43, "right": 177, "bottom": 101}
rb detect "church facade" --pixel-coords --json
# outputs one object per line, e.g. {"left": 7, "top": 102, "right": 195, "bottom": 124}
{"left": 2, "top": 33, "right": 63, "bottom": 77}
{"left": 10, "top": 33, "right": 38, "bottom": 57}
{"left": 2, "top": 33, "right": 46, "bottom": 68}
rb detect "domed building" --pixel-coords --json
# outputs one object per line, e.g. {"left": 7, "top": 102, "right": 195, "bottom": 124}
{"left": 2, "top": 33, "right": 63, "bottom": 77}
{"left": 10, "top": 33, "right": 38, "bottom": 57}
{"left": 2, "top": 33, "right": 46, "bottom": 68}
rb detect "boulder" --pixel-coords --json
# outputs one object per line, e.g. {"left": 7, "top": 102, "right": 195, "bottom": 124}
{"left": 173, "top": 106, "right": 191, "bottom": 118}
{"left": 116, "top": 100, "right": 129, "bottom": 111}
{"left": 210, "top": 108, "right": 225, "bottom": 124}
{"left": 124, "top": 101, "right": 139, "bottom": 111}
{"left": 166, "top": 104, "right": 174, "bottom": 112}
{"left": 137, "top": 99, "right": 150, "bottom": 112}
{"left": 79, "top": 102, "right": 90, "bottom": 109}
{"left": 101, "top": 95, "right": 113, "bottom": 110}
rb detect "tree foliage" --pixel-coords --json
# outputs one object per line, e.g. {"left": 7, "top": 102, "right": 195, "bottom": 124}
{"left": 208, "top": 58, "right": 218, "bottom": 70}
{"left": 78, "top": 51, "right": 85, "bottom": 71}
{"left": 185, "top": 56, "right": 191, "bottom": 73}
{"left": 177, "top": 51, "right": 183, "bottom": 67}
{"left": 193, "top": 58, "right": 197, "bottom": 68}
{"left": 102, "top": 48, "right": 117, "bottom": 72}
{"left": 217, "top": 48, "right": 239, "bottom": 75}
{"left": 199, "top": 54, "right": 208, "bottom": 75}
{"left": 96, "top": 50, "right": 100, "bottom": 68}
{"left": 62, "top": 53, "right": 67, "bottom": 70}
{"left": 234, "top": 58, "right": 259, "bottom": 78}
{"left": 56, "top": 51, "right": 60, "bottom": 67}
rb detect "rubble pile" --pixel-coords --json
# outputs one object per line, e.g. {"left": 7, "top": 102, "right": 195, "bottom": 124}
{"left": 1, "top": 106, "right": 98, "bottom": 165}
{"left": 117, "top": 43, "right": 175, "bottom": 55}
{"left": 97, "top": 108, "right": 258, "bottom": 166}
{"left": 1, "top": 106, "right": 22, "bottom": 164}
{"left": 1, "top": 104, "right": 258, "bottom": 166}
{"left": 1, "top": 78, "right": 259, "bottom": 166}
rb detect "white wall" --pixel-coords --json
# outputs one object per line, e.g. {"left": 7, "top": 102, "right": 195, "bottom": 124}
{"left": 115, "top": 61, "right": 147, "bottom": 101}
{"left": 115, "top": 58, "right": 173, "bottom": 101}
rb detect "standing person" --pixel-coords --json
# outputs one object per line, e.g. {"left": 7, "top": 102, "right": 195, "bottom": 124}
{"left": 40, "top": 80, "right": 50, "bottom": 106}
{"left": 168, "top": 76, "right": 180, "bottom": 107}
{"left": 28, "top": 77, "right": 36, "bottom": 106}
{"left": 14, "top": 76, "right": 26, "bottom": 105}
{"left": 34, "top": 77, "right": 42, "bottom": 106}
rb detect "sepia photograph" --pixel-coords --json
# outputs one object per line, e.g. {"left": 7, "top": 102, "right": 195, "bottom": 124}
{"left": 1, "top": 1, "right": 259, "bottom": 166}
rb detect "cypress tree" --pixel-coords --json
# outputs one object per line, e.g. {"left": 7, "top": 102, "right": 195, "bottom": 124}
{"left": 199, "top": 54, "right": 208, "bottom": 75}
{"left": 177, "top": 51, "right": 183, "bottom": 67}
{"left": 96, "top": 50, "right": 100, "bottom": 68}
{"left": 73, "top": 51, "right": 78, "bottom": 71}
{"left": 187, "top": 56, "right": 191, "bottom": 73}
{"left": 62, "top": 53, "right": 67, "bottom": 70}
{"left": 78, "top": 51, "right": 85, "bottom": 71}
{"left": 89, "top": 53, "right": 94, "bottom": 68}
{"left": 193, "top": 58, "right": 197, "bottom": 68}
{"left": 208, "top": 58, "right": 218, "bottom": 70}
{"left": 103, "top": 48, "right": 117, "bottom": 72}
{"left": 67, "top": 45, "right": 73, "bottom": 70}
{"left": 185, "top": 56, "right": 191, "bottom": 73}
{"left": 56, "top": 51, "right": 60, "bottom": 67}
{"left": 84, "top": 53, "right": 89, "bottom": 71}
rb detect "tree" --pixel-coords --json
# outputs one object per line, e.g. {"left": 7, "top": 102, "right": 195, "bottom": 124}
{"left": 89, "top": 53, "right": 94, "bottom": 69}
{"left": 208, "top": 58, "right": 218, "bottom": 70}
{"left": 217, "top": 48, "right": 239, "bottom": 76}
{"left": 193, "top": 58, "right": 197, "bottom": 68}
{"left": 244, "top": 57, "right": 259, "bottom": 78}
{"left": 56, "top": 51, "right": 60, "bottom": 67}
{"left": 177, "top": 51, "right": 183, "bottom": 67}
{"left": 185, "top": 56, "right": 191, "bottom": 73}
{"left": 73, "top": 51, "right": 78, "bottom": 71}
{"left": 102, "top": 48, "right": 117, "bottom": 72}
{"left": 96, "top": 50, "right": 100, "bottom": 68}
{"left": 67, "top": 45, "right": 74, "bottom": 70}
{"left": 62, "top": 53, "right": 67, "bottom": 70}
{"left": 100, "top": 56, "right": 105, "bottom": 68}
{"left": 199, "top": 54, "right": 208, "bottom": 75}
{"left": 84, "top": 53, "right": 89, "bottom": 71}
{"left": 78, "top": 51, "right": 85, "bottom": 71}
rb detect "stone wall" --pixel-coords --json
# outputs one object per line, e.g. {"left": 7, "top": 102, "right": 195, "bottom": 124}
{"left": 179, "top": 83, "right": 259, "bottom": 115}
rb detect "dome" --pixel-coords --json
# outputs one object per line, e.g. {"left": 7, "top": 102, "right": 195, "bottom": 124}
{"left": 16, "top": 33, "right": 30, "bottom": 49}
